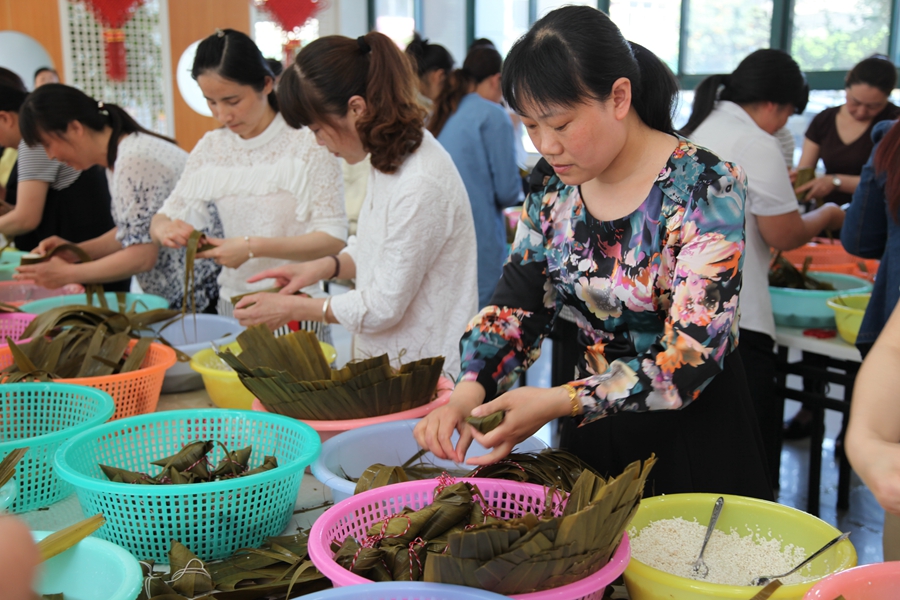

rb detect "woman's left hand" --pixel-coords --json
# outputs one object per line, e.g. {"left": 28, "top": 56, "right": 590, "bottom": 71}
{"left": 14, "top": 257, "right": 74, "bottom": 289}
{"left": 196, "top": 237, "right": 252, "bottom": 269}
{"left": 232, "top": 292, "right": 301, "bottom": 330}
{"left": 465, "top": 385, "right": 573, "bottom": 466}
{"left": 796, "top": 175, "right": 838, "bottom": 202}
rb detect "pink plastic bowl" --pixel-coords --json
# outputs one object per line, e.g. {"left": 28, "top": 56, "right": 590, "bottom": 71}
{"left": 251, "top": 376, "right": 454, "bottom": 442}
{"left": 308, "top": 477, "right": 631, "bottom": 600}
{"left": 0, "top": 281, "right": 83, "bottom": 307}
{"left": 803, "top": 561, "right": 900, "bottom": 599}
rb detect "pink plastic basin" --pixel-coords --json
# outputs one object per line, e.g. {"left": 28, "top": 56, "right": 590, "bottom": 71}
{"left": 0, "top": 281, "right": 83, "bottom": 307}
{"left": 251, "top": 376, "right": 454, "bottom": 442}
{"left": 803, "top": 561, "right": 900, "bottom": 599}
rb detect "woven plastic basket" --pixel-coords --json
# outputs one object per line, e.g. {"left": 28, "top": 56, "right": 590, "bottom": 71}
{"left": 0, "top": 339, "right": 176, "bottom": 421}
{"left": 0, "top": 383, "right": 115, "bottom": 512}
{"left": 54, "top": 409, "right": 322, "bottom": 563}
{"left": 308, "top": 478, "right": 631, "bottom": 600}
{"left": 304, "top": 582, "right": 509, "bottom": 599}
{"left": 0, "top": 312, "right": 36, "bottom": 342}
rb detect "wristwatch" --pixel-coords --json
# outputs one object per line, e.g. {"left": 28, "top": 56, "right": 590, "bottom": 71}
{"left": 832, "top": 176, "right": 842, "bottom": 188}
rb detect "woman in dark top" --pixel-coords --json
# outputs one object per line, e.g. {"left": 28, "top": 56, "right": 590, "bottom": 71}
{"left": 796, "top": 55, "right": 900, "bottom": 206}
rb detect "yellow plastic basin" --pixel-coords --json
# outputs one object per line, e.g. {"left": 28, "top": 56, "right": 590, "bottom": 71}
{"left": 624, "top": 493, "right": 857, "bottom": 600}
{"left": 190, "top": 340, "right": 337, "bottom": 410}
{"left": 826, "top": 294, "right": 870, "bottom": 345}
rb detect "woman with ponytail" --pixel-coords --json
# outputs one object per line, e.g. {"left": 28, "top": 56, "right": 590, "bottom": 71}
{"left": 431, "top": 45, "right": 523, "bottom": 307}
{"left": 415, "top": 5, "right": 771, "bottom": 499}
{"left": 150, "top": 29, "right": 346, "bottom": 333}
{"left": 684, "top": 50, "right": 845, "bottom": 487}
{"left": 234, "top": 32, "right": 478, "bottom": 376}
{"left": 405, "top": 33, "right": 454, "bottom": 112}
{"left": 14, "top": 84, "right": 220, "bottom": 310}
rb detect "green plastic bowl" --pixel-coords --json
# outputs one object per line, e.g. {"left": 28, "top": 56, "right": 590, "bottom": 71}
{"left": 0, "top": 249, "right": 26, "bottom": 282}
{"left": 20, "top": 292, "right": 169, "bottom": 314}
{"left": 770, "top": 272, "right": 872, "bottom": 329}
{"left": 33, "top": 530, "right": 142, "bottom": 600}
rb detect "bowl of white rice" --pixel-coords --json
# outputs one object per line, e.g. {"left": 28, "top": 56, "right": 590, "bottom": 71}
{"left": 624, "top": 493, "right": 857, "bottom": 600}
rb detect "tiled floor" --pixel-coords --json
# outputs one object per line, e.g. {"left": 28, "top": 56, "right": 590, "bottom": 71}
{"left": 330, "top": 326, "right": 885, "bottom": 564}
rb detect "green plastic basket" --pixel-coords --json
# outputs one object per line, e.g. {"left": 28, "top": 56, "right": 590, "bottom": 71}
{"left": 20, "top": 291, "right": 169, "bottom": 314}
{"left": 54, "top": 409, "right": 321, "bottom": 563}
{"left": 0, "top": 383, "right": 115, "bottom": 512}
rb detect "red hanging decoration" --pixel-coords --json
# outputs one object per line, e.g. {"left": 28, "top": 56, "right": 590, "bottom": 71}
{"left": 81, "top": 0, "right": 146, "bottom": 81}
{"left": 255, "top": 0, "right": 325, "bottom": 63}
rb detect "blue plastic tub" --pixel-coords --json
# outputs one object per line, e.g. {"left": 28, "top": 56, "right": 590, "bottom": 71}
{"left": 152, "top": 314, "right": 245, "bottom": 393}
{"left": 305, "top": 582, "right": 509, "bottom": 599}
{"left": 20, "top": 292, "right": 169, "bottom": 314}
{"left": 769, "top": 271, "right": 872, "bottom": 329}
{"left": 0, "top": 383, "right": 115, "bottom": 512}
{"left": 54, "top": 408, "right": 321, "bottom": 562}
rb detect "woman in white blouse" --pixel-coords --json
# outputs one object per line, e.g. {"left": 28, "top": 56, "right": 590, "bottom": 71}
{"left": 150, "top": 29, "right": 346, "bottom": 322}
{"left": 233, "top": 32, "right": 478, "bottom": 376}
{"left": 14, "top": 84, "right": 221, "bottom": 311}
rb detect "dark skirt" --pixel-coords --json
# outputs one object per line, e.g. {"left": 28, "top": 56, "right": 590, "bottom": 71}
{"left": 559, "top": 351, "right": 773, "bottom": 500}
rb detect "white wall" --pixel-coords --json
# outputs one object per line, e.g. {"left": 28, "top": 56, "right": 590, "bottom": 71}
{"left": 317, "top": 0, "right": 369, "bottom": 38}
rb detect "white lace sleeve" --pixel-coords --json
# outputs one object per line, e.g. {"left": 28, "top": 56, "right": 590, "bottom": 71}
{"left": 156, "top": 133, "right": 214, "bottom": 229}
{"left": 300, "top": 138, "right": 347, "bottom": 242}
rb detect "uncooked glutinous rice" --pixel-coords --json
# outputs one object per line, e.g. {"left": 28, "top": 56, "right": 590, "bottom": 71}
{"left": 630, "top": 517, "right": 817, "bottom": 586}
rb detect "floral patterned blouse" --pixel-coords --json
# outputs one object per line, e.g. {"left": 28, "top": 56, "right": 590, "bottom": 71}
{"left": 457, "top": 140, "right": 747, "bottom": 425}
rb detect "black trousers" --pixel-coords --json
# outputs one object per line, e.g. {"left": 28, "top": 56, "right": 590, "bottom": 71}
{"left": 560, "top": 351, "right": 773, "bottom": 500}
{"left": 736, "top": 328, "right": 782, "bottom": 488}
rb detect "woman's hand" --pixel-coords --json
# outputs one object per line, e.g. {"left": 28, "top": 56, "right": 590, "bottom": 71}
{"left": 414, "top": 382, "right": 486, "bottom": 462}
{"left": 153, "top": 218, "right": 194, "bottom": 249}
{"left": 35, "top": 235, "right": 81, "bottom": 262}
{"left": 247, "top": 258, "right": 332, "bottom": 294}
{"left": 796, "top": 175, "right": 839, "bottom": 202}
{"left": 14, "top": 256, "right": 75, "bottom": 289}
{"left": 465, "top": 386, "right": 574, "bottom": 466}
{"left": 233, "top": 292, "right": 301, "bottom": 330}
{"left": 849, "top": 438, "right": 900, "bottom": 516}
{"left": 197, "top": 236, "right": 251, "bottom": 269}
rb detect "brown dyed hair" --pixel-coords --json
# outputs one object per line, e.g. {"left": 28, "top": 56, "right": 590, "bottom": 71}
{"left": 278, "top": 32, "right": 426, "bottom": 174}
{"left": 874, "top": 119, "right": 900, "bottom": 221}
{"left": 429, "top": 45, "right": 502, "bottom": 137}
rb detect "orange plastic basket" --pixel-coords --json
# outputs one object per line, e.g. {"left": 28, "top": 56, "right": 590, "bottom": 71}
{"left": 0, "top": 340, "right": 176, "bottom": 421}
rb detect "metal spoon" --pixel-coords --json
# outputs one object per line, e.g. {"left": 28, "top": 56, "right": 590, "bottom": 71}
{"left": 750, "top": 531, "right": 850, "bottom": 586}
{"left": 691, "top": 496, "right": 724, "bottom": 579}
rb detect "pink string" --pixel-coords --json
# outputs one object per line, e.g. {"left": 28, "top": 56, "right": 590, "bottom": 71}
{"left": 349, "top": 514, "right": 412, "bottom": 572}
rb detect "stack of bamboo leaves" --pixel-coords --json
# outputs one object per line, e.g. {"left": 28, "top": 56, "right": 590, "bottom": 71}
{"left": 218, "top": 325, "right": 444, "bottom": 420}
{"left": 768, "top": 253, "right": 835, "bottom": 290}
{"left": 353, "top": 448, "right": 602, "bottom": 495}
{"left": 138, "top": 534, "right": 329, "bottom": 599}
{"left": 1, "top": 297, "right": 183, "bottom": 382}
{"left": 100, "top": 440, "right": 277, "bottom": 485}
{"left": 334, "top": 455, "right": 655, "bottom": 595}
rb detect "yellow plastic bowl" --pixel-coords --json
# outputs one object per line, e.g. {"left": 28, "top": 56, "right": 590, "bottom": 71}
{"left": 826, "top": 294, "right": 870, "bottom": 345}
{"left": 190, "top": 340, "right": 338, "bottom": 410}
{"left": 624, "top": 493, "right": 857, "bottom": 600}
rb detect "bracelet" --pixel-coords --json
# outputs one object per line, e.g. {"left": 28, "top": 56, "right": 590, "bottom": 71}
{"left": 321, "top": 296, "right": 331, "bottom": 323}
{"left": 328, "top": 255, "right": 341, "bottom": 280}
{"left": 244, "top": 236, "right": 254, "bottom": 259}
{"left": 560, "top": 384, "right": 581, "bottom": 418}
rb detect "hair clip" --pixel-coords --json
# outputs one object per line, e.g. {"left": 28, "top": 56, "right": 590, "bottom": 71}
{"left": 357, "top": 36, "right": 371, "bottom": 54}
{"left": 216, "top": 28, "right": 225, "bottom": 38}
{"left": 98, "top": 101, "right": 109, "bottom": 116}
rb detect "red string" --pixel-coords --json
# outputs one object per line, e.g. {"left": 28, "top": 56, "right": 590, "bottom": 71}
{"left": 434, "top": 472, "right": 456, "bottom": 496}
{"left": 349, "top": 515, "right": 412, "bottom": 572}
{"left": 408, "top": 537, "right": 426, "bottom": 580}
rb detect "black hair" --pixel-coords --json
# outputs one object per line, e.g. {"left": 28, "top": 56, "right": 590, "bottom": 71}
{"left": 846, "top": 54, "right": 898, "bottom": 96}
{"left": 0, "top": 68, "right": 27, "bottom": 112}
{"left": 19, "top": 84, "right": 176, "bottom": 168}
{"left": 469, "top": 38, "right": 496, "bottom": 51}
{"left": 405, "top": 32, "right": 454, "bottom": 78}
{"left": 34, "top": 67, "right": 58, "bottom": 79}
{"left": 192, "top": 29, "right": 278, "bottom": 111}
{"left": 501, "top": 5, "right": 678, "bottom": 134}
{"left": 429, "top": 46, "right": 503, "bottom": 136}
{"left": 265, "top": 58, "right": 284, "bottom": 78}
{"left": 681, "top": 49, "right": 808, "bottom": 136}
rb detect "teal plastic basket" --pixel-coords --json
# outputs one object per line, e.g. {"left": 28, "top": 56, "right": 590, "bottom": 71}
{"left": 20, "top": 292, "right": 169, "bottom": 314}
{"left": 54, "top": 409, "right": 321, "bottom": 563}
{"left": 0, "top": 383, "right": 115, "bottom": 512}
{"left": 0, "top": 249, "right": 26, "bottom": 282}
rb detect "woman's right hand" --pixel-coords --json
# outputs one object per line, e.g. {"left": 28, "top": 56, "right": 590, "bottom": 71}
{"left": 35, "top": 236, "right": 79, "bottom": 263}
{"left": 246, "top": 258, "right": 332, "bottom": 295}
{"left": 413, "top": 382, "right": 486, "bottom": 462}
{"left": 154, "top": 218, "right": 194, "bottom": 249}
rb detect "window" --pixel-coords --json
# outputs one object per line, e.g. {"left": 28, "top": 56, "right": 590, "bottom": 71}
{"left": 791, "top": 0, "right": 891, "bottom": 71}
{"left": 535, "top": 0, "right": 597, "bottom": 20}
{"left": 474, "top": 0, "right": 529, "bottom": 57}
{"left": 608, "top": 0, "right": 681, "bottom": 72}
{"left": 419, "top": 0, "right": 467, "bottom": 66}
{"left": 375, "top": 0, "right": 415, "bottom": 49}
{"left": 683, "top": 0, "right": 773, "bottom": 74}
{"left": 251, "top": 4, "right": 319, "bottom": 62}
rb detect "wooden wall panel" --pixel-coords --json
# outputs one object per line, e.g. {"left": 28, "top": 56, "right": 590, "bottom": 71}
{"left": 0, "top": 0, "right": 65, "bottom": 82}
{"left": 168, "top": 0, "right": 250, "bottom": 150}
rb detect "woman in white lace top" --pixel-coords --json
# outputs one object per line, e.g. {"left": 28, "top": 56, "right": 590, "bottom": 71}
{"left": 150, "top": 30, "right": 347, "bottom": 317}
{"left": 232, "top": 32, "right": 478, "bottom": 376}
